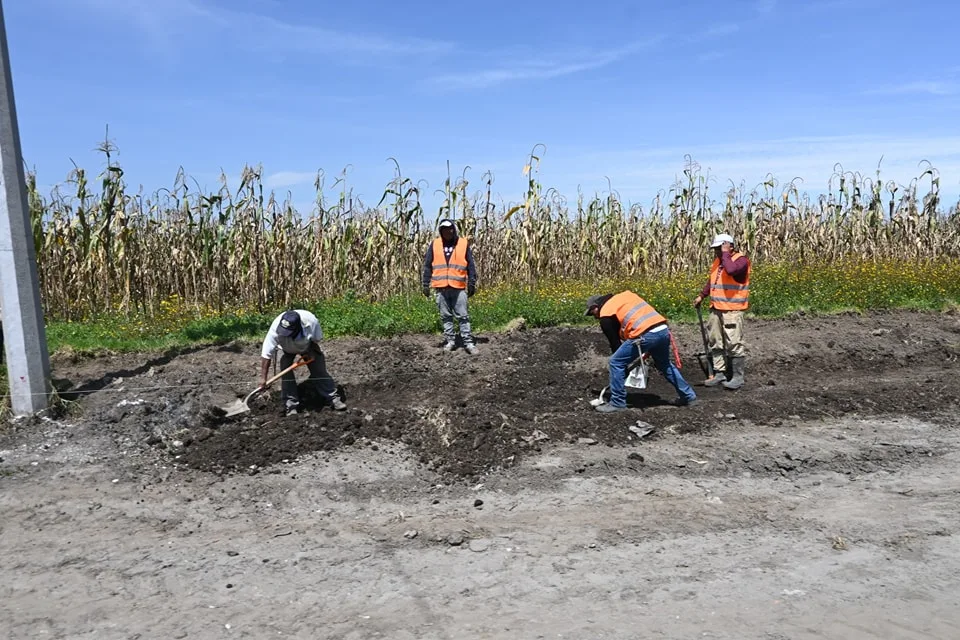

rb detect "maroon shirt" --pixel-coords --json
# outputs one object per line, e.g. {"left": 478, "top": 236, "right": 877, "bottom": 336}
{"left": 700, "top": 252, "right": 749, "bottom": 298}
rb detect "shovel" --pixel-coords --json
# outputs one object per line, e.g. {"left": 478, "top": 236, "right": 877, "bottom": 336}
{"left": 695, "top": 305, "right": 715, "bottom": 379}
{"left": 220, "top": 357, "right": 314, "bottom": 417}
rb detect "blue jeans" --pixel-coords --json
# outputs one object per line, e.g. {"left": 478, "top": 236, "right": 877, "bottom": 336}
{"left": 608, "top": 329, "right": 696, "bottom": 407}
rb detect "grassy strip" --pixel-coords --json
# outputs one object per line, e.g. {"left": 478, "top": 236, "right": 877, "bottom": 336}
{"left": 39, "top": 259, "right": 960, "bottom": 355}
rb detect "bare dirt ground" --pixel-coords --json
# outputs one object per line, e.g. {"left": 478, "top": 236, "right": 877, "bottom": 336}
{"left": 3, "top": 309, "right": 960, "bottom": 639}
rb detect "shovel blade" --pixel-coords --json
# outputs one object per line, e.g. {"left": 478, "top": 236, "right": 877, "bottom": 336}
{"left": 219, "top": 386, "right": 265, "bottom": 418}
{"left": 220, "top": 399, "right": 251, "bottom": 417}
{"left": 589, "top": 386, "right": 609, "bottom": 407}
{"left": 695, "top": 352, "right": 712, "bottom": 377}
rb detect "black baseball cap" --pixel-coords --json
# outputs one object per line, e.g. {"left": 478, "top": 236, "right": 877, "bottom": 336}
{"left": 277, "top": 310, "right": 302, "bottom": 337}
{"left": 584, "top": 295, "right": 605, "bottom": 315}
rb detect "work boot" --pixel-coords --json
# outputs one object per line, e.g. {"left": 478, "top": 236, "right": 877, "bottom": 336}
{"left": 595, "top": 403, "right": 626, "bottom": 413}
{"left": 465, "top": 344, "right": 479, "bottom": 355}
{"left": 330, "top": 395, "right": 347, "bottom": 411}
{"left": 443, "top": 341, "right": 456, "bottom": 352}
{"left": 722, "top": 357, "right": 745, "bottom": 390}
{"left": 703, "top": 372, "right": 726, "bottom": 387}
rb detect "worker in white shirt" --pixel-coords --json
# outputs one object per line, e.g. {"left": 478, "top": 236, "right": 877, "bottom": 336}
{"left": 260, "top": 309, "right": 346, "bottom": 416}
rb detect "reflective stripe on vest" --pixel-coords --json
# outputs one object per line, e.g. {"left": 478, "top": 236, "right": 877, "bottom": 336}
{"left": 599, "top": 291, "right": 667, "bottom": 341}
{"left": 709, "top": 252, "right": 750, "bottom": 311}
{"left": 430, "top": 237, "right": 469, "bottom": 289}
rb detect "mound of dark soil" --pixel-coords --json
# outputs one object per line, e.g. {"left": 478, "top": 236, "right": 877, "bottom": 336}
{"left": 47, "top": 310, "right": 960, "bottom": 479}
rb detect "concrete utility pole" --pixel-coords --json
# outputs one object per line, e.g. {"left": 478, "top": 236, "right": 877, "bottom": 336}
{"left": 0, "top": 0, "right": 50, "bottom": 414}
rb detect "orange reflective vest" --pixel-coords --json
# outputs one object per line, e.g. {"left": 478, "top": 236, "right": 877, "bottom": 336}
{"left": 709, "top": 252, "right": 751, "bottom": 311}
{"left": 600, "top": 291, "right": 667, "bottom": 340}
{"left": 430, "top": 237, "right": 469, "bottom": 289}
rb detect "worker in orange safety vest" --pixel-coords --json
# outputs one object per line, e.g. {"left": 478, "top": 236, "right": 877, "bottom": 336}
{"left": 693, "top": 233, "right": 751, "bottom": 390}
{"left": 421, "top": 218, "right": 478, "bottom": 354}
{"left": 586, "top": 290, "right": 698, "bottom": 412}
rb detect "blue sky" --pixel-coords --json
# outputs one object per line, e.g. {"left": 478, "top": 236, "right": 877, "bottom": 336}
{"left": 6, "top": 0, "right": 960, "bottom": 215}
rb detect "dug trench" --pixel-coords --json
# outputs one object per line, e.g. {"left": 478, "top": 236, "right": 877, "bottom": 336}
{"left": 39, "top": 308, "right": 960, "bottom": 482}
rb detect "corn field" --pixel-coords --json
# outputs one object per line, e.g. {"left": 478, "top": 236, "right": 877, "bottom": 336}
{"left": 28, "top": 144, "right": 960, "bottom": 321}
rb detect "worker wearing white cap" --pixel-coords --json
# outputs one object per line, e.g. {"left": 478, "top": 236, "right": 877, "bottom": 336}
{"left": 693, "top": 233, "right": 751, "bottom": 389}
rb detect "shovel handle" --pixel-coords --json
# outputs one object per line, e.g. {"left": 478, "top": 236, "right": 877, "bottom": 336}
{"left": 695, "top": 305, "right": 715, "bottom": 377}
{"left": 261, "top": 357, "right": 314, "bottom": 390}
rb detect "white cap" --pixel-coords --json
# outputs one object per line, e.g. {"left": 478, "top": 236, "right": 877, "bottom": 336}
{"left": 710, "top": 233, "right": 734, "bottom": 248}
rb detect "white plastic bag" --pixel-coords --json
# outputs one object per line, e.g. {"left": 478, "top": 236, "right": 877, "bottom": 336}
{"left": 625, "top": 354, "right": 649, "bottom": 389}
{"left": 589, "top": 353, "right": 651, "bottom": 408}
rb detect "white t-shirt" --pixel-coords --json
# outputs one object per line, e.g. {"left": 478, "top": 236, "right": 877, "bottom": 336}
{"left": 261, "top": 309, "right": 323, "bottom": 359}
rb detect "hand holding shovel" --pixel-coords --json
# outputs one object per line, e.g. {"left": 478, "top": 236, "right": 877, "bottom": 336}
{"left": 220, "top": 356, "right": 314, "bottom": 417}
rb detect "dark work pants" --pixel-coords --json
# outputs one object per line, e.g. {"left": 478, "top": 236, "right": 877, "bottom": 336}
{"left": 279, "top": 342, "right": 338, "bottom": 410}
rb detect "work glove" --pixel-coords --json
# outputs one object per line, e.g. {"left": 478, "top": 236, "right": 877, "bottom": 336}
{"left": 468, "top": 284, "right": 476, "bottom": 297}
{"left": 422, "top": 286, "right": 431, "bottom": 297}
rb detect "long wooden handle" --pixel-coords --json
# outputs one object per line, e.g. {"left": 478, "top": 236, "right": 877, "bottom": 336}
{"left": 696, "top": 306, "right": 714, "bottom": 376}
{"left": 263, "top": 357, "right": 314, "bottom": 388}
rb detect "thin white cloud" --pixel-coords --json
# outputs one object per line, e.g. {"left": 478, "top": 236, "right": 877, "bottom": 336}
{"left": 697, "top": 51, "right": 726, "bottom": 63}
{"left": 427, "top": 60, "right": 608, "bottom": 89}
{"left": 424, "top": 39, "right": 662, "bottom": 90}
{"left": 560, "top": 135, "right": 960, "bottom": 203}
{"left": 865, "top": 81, "right": 959, "bottom": 96}
{"left": 686, "top": 23, "right": 739, "bottom": 43}
{"left": 264, "top": 171, "right": 319, "bottom": 189}
{"left": 755, "top": 0, "right": 777, "bottom": 13}
{"left": 69, "top": 0, "right": 453, "bottom": 58}
{"left": 69, "top": 0, "right": 211, "bottom": 53}
{"left": 704, "top": 23, "right": 740, "bottom": 37}
{"left": 235, "top": 13, "right": 453, "bottom": 57}
{"left": 800, "top": 0, "right": 886, "bottom": 12}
